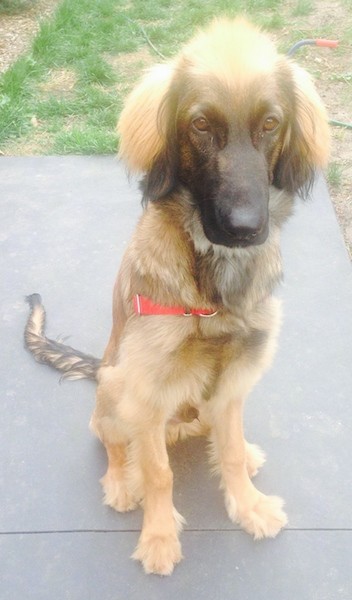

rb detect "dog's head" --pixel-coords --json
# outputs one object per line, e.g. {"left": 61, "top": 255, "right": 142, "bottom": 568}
{"left": 118, "top": 19, "right": 330, "bottom": 248}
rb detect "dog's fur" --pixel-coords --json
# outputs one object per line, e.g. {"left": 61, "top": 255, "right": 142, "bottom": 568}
{"left": 25, "top": 19, "right": 329, "bottom": 575}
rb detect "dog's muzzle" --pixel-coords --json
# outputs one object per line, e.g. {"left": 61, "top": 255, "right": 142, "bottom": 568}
{"left": 204, "top": 201, "right": 269, "bottom": 248}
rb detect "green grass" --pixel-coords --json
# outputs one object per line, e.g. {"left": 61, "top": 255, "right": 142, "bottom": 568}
{"left": 327, "top": 161, "right": 344, "bottom": 188}
{"left": 0, "top": 0, "right": 351, "bottom": 154}
{"left": 291, "top": 0, "right": 313, "bottom": 16}
{"left": 0, "top": 0, "right": 35, "bottom": 14}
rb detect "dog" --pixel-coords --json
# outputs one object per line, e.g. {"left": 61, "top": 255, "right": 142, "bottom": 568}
{"left": 25, "top": 18, "right": 329, "bottom": 575}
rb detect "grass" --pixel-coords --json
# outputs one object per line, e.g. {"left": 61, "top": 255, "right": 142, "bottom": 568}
{"left": 0, "top": 0, "right": 35, "bottom": 14}
{"left": 0, "top": 0, "right": 351, "bottom": 154}
{"left": 327, "top": 161, "right": 344, "bottom": 188}
{"left": 291, "top": 0, "right": 314, "bottom": 16}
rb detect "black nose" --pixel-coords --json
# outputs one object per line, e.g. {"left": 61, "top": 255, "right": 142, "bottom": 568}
{"left": 225, "top": 206, "right": 267, "bottom": 245}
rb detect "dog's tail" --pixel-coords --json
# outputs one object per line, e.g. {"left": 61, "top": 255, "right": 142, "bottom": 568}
{"left": 24, "top": 294, "right": 101, "bottom": 381}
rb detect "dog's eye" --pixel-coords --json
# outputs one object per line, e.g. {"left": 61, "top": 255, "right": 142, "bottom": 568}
{"left": 262, "top": 116, "right": 280, "bottom": 133}
{"left": 192, "top": 117, "right": 210, "bottom": 132}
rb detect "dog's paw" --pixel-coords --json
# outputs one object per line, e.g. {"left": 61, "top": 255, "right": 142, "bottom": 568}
{"left": 132, "top": 533, "right": 183, "bottom": 576}
{"left": 100, "top": 473, "right": 138, "bottom": 512}
{"left": 226, "top": 491, "right": 287, "bottom": 539}
{"left": 245, "top": 442, "right": 266, "bottom": 478}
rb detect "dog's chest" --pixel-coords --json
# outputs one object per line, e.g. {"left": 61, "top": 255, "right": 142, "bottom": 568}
{"left": 170, "top": 332, "right": 237, "bottom": 403}
{"left": 194, "top": 242, "right": 282, "bottom": 310}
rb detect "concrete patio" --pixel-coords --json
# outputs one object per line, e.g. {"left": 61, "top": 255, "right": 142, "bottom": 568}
{"left": 1, "top": 156, "right": 351, "bottom": 599}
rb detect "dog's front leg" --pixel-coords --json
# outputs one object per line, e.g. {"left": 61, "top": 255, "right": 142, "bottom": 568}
{"left": 100, "top": 441, "right": 138, "bottom": 512}
{"left": 132, "top": 421, "right": 184, "bottom": 576}
{"left": 211, "top": 398, "right": 287, "bottom": 539}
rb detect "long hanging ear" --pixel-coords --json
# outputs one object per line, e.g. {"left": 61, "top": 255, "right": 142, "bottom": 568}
{"left": 274, "top": 62, "right": 330, "bottom": 197}
{"left": 117, "top": 62, "right": 176, "bottom": 174}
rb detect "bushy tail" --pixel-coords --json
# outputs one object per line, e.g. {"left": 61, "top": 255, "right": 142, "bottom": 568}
{"left": 24, "top": 294, "right": 101, "bottom": 381}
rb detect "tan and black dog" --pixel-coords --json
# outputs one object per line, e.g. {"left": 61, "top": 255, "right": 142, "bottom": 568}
{"left": 25, "top": 18, "right": 329, "bottom": 575}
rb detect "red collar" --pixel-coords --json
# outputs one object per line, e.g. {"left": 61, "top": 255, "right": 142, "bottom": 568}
{"left": 133, "top": 294, "right": 218, "bottom": 317}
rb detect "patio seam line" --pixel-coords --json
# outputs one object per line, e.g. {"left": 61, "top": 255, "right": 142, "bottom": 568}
{"left": 1, "top": 528, "right": 351, "bottom": 535}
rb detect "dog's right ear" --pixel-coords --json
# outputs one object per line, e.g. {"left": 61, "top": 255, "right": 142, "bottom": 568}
{"left": 118, "top": 62, "right": 178, "bottom": 201}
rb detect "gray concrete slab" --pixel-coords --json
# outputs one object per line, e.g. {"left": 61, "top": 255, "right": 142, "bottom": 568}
{"left": 1, "top": 531, "right": 351, "bottom": 600}
{"left": 0, "top": 157, "right": 351, "bottom": 598}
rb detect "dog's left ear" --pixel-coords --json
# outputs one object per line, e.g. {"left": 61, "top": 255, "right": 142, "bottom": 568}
{"left": 274, "top": 62, "right": 330, "bottom": 196}
{"left": 118, "top": 62, "right": 179, "bottom": 202}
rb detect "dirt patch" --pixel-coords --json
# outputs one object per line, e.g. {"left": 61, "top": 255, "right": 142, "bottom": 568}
{"left": 104, "top": 47, "right": 154, "bottom": 73}
{"left": 0, "top": 0, "right": 60, "bottom": 73}
{"left": 105, "top": 48, "right": 155, "bottom": 93}
{"left": 3, "top": 129, "right": 51, "bottom": 155}
{"left": 38, "top": 68, "right": 77, "bottom": 96}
